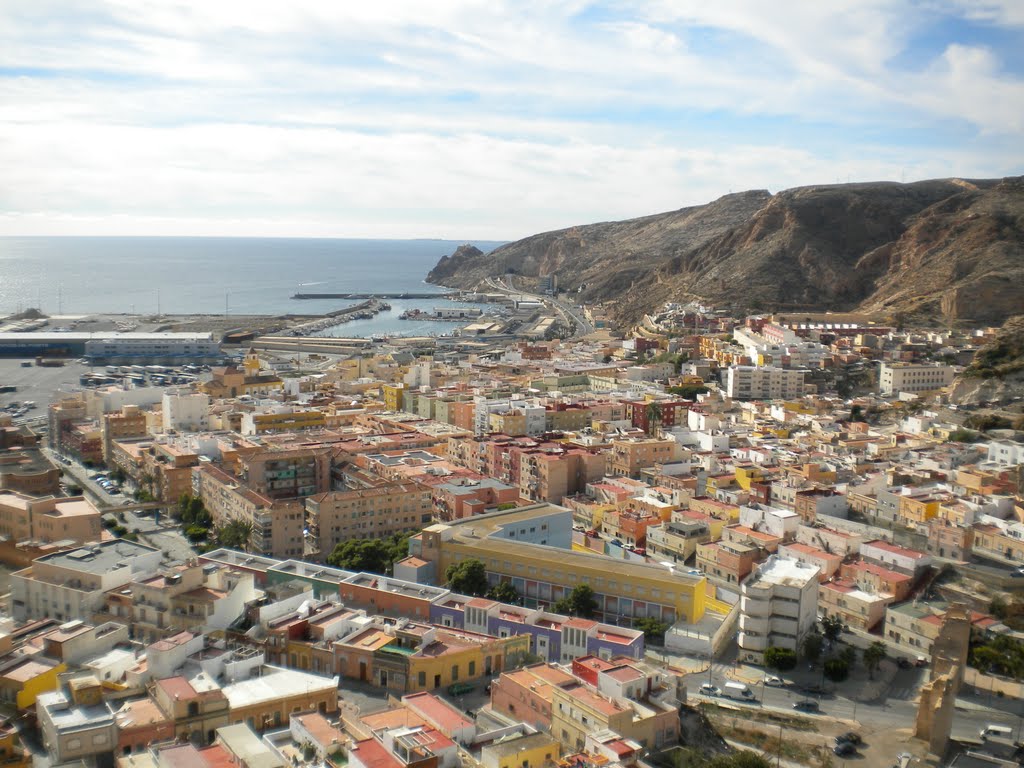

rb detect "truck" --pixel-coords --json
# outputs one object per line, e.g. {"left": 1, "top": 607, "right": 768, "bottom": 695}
{"left": 722, "top": 681, "right": 755, "bottom": 701}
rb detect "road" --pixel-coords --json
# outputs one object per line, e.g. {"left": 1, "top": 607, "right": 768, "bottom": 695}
{"left": 683, "top": 662, "right": 1019, "bottom": 744}
{"left": 484, "top": 276, "right": 594, "bottom": 338}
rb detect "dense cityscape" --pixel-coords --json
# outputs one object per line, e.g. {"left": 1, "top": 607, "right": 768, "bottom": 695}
{"left": 0, "top": 271, "right": 1021, "bottom": 768}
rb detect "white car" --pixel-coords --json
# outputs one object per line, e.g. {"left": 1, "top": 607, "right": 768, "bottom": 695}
{"left": 699, "top": 684, "right": 721, "bottom": 696}
{"left": 763, "top": 675, "right": 785, "bottom": 687}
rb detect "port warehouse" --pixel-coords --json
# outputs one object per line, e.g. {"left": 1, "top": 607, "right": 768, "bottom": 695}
{"left": 0, "top": 332, "right": 222, "bottom": 362}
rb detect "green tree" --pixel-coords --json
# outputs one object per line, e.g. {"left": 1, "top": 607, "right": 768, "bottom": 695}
{"left": 326, "top": 533, "right": 410, "bottom": 575}
{"left": 863, "top": 642, "right": 887, "bottom": 679}
{"left": 820, "top": 614, "right": 844, "bottom": 643}
{"left": 185, "top": 525, "right": 209, "bottom": 543}
{"left": 487, "top": 581, "right": 520, "bottom": 604}
{"left": 666, "top": 385, "right": 710, "bottom": 400}
{"left": 849, "top": 405, "right": 864, "bottom": 422}
{"left": 840, "top": 645, "right": 857, "bottom": 667}
{"left": 554, "top": 584, "right": 598, "bottom": 618}
{"left": 634, "top": 617, "right": 669, "bottom": 643}
{"left": 327, "top": 539, "right": 393, "bottom": 574}
{"left": 802, "top": 633, "right": 823, "bottom": 663}
{"left": 216, "top": 520, "right": 253, "bottom": 549}
{"left": 645, "top": 401, "right": 663, "bottom": 433}
{"left": 764, "top": 646, "right": 797, "bottom": 672}
{"left": 823, "top": 657, "right": 850, "bottom": 683}
{"left": 445, "top": 559, "right": 490, "bottom": 597}
{"left": 109, "top": 466, "right": 127, "bottom": 484}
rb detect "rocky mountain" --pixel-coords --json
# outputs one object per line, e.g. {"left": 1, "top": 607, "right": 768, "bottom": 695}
{"left": 428, "top": 176, "right": 1024, "bottom": 326}
{"left": 951, "top": 315, "right": 1024, "bottom": 405}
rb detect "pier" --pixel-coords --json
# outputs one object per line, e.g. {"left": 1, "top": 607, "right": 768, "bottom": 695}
{"left": 292, "top": 292, "right": 456, "bottom": 300}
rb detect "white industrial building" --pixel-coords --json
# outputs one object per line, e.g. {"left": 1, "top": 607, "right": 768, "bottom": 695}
{"left": 878, "top": 362, "right": 956, "bottom": 396}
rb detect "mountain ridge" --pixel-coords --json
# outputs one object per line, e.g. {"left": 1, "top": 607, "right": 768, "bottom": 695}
{"left": 427, "top": 176, "right": 1024, "bottom": 327}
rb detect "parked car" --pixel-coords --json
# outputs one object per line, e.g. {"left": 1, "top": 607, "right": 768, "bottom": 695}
{"left": 833, "top": 742, "right": 857, "bottom": 757}
{"left": 763, "top": 675, "right": 785, "bottom": 687}
{"left": 835, "top": 732, "right": 863, "bottom": 746}
{"left": 793, "top": 700, "right": 820, "bottom": 713}
{"left": 699, "top": 684, "right": 721, "bottom": 696}
{"left": 897, "top": 657, "right": 912, "bottom": 669}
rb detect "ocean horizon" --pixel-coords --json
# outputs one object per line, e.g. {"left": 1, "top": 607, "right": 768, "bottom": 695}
{"left": 0, "top": 236, "right": 505, "bottom": 335}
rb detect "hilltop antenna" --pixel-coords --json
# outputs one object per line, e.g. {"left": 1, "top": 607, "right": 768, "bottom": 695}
{"left": 57, "top": 282, "right": 63, "bottom": 314}
{"left": 157, "top": 289, "right": 161, "bottom": 316}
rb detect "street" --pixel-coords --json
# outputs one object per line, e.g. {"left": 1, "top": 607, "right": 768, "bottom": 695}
{"left": 681, "top": 660, "right": 1019, "bottom": 745}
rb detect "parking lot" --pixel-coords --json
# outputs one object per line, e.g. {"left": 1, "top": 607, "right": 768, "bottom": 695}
{"left": 0, "top": 357, "right": 92, "bottom": 411}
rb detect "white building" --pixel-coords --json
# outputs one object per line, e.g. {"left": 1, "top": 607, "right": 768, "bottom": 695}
{"left": 739, "top": 505, "right": 800, "bottom": 541}
{"left": 878, "top": 363, "right": 956, "bottom": 396}
{"left": 987, "top": 440, "right": 1024, "bottom": 467}
{"left": 10, "top": 540, "right": 162, "bottom": 622}
{"left": 162, "top": 390, "right": 210, "bottom": 432}
{"left": 860, "top": 539, "right": 933, "bottom": 576}
{"left": 737, "top": 555, "right": 820, "bottom": 665}
{"left": 473, "top": 395, "right": 546, "bottom": 436}
{"left": 725, "top": 365, "right": 806, "bottom": 401}
{"left": 83, "top": 332, "right": 221, "bottom": 362}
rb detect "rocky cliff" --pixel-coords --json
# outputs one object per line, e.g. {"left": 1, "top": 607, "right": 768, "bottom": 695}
{"left": 951, "top": 315, "right": 1024, "bottom": 405}
{"left": 428, "top": 176, "right": 1024, "bottom": 326}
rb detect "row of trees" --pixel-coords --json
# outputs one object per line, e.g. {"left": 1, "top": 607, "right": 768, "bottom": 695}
{"left": 763, "top": 615, "right": 889, "bottom": 682}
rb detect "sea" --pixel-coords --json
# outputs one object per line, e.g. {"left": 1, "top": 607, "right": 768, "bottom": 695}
{"left": 0, "top": 237, "right": 505, "bottom": 337}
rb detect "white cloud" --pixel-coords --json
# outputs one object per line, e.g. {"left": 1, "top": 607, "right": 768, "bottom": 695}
{"left": 0, "top": 0, "right": 1021, "bottom": 237}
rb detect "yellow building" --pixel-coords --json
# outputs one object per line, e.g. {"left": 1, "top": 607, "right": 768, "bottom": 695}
{"left": 0, "top": 719, "right": 30, "bottom": 768}
{"left": 405, "top": 632, "right": 530, "bottom": 693}
{"left": 383, "top": 383, "right": 408, "bottom": 412}
{"left": 416, "top": 504, "right": 707, "bottom": 626}
{"left": 482, "top": 732, "right": 560, "bottom": 768}
{"left": 898, "top": 494, "right": 942, "bottom": 527}
{"left": 733, "top": 466, "right": 765, "bottom": 491}
{"left": 550, "top": 683, "right": 678, "bottom": 752}
{"left": 240, "top": 409, "right": 327, "bottom": 435}
{"left": 0, "top": 657, "right": 66, "bottom": 710}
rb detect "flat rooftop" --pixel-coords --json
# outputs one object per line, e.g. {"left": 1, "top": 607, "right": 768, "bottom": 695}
{"left": 746, "top": 556, "right": 819, "bottom": 588}
{"left": 221, "top": 666, "right": 337, "bottom": 709}
{"left": 37, "top": 539, "right": 159, "bottom": 575}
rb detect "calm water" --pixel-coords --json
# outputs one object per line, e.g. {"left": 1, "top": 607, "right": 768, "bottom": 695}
{"left": 0, "top": 237, "right": 503, "bottom": 336}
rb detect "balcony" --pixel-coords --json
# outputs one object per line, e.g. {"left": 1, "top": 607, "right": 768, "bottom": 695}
{"left": 741, "top": 597, "right": 771, "bottom": 618}
{"left": 738, "top": 632, "right": 767, "bottom": 651}
{"left": 739, "top": 615, "right": 769, "bottom": 634}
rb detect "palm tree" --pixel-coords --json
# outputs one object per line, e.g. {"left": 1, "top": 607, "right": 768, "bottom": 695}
{"left": 864, "top": 641, "right": 887, "bottom": 679}
{"left": 645, "top": 401, "right": 663, "bottom": 433}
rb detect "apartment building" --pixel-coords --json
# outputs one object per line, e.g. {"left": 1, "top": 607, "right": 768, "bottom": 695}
{"left": 10, "top": 540, "right": 162, "bottom": 622}
{"left": 818, "top": 579, "right": 891, "bottom": 631}
{"left": 725, "top": 365, "right": 806, "bottom": 401}
{"left": 100, "top": 405, "right": 148, "bottom": 463}
{"left": 878, "top": 363, "right": 956, "bottom": 396}
{"left": 695, "top": 540, "right": 758, "bottom": 585}
{"left": 162, "top": 390, "right": 210, "bottom": 432}
{"left": 238, "top": 446, "right": 332, "bottom": 500}
{"left": 429, "top": 477, "right": 519, "bottom": 521}
{"left": 306, "top": 482, "right": 432, "bottom": 555}
{"left": 737, "top": 555, "right": 819, "bottom": 665}
{"left": 193, "top": 464, "right": 305, "bottom": 558}
{"left": 645, "top": 520, "right": 712, "bottom": 564}
{"left": 95, "top": 561, "right": 256, "bottom": 643}
{"left": 240, "top": 407, "right": 327, "bottom": 435}
{"left": 860, "top": 539, "right": 933, "bottom": 576}
{"left": 550, "top": 680, "right": 679, "bottom": 752}
{"left": 608, "top": 437, "right": 682, "bottom": 479}
{"left": 0, "top": 492, "right": 102, "bottom": 545}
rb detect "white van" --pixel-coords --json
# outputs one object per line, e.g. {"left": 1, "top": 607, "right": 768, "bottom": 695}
{"left": 723, "top": 681, "right": 755, "bottom": 701}
{"left": 980, "top": 724, "right": 1013, "bottom": 740}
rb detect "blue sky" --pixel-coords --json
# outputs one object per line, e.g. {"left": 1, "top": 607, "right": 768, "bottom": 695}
{"left": 0, "top": 0, "right": 1022, "bottom": 239}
